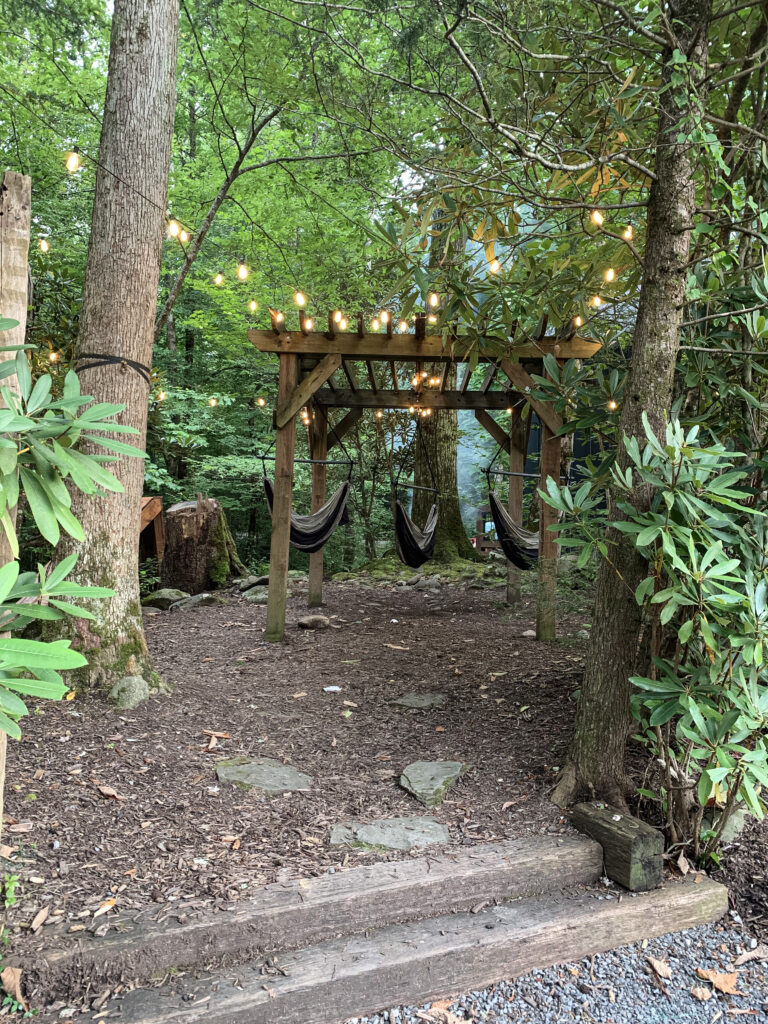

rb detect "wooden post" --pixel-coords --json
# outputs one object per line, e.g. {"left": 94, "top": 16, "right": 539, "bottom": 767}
{"left": 265, "top": 353, "right": 298, "bottom": 641}
{"left": 0, "top": 171, "right": 31, "bottom": 840}
{"left": 307, "top": 403, "right": 328, "bottom": 608}
{"left": 536, "top": 418, "right": 560, "bottom": 640}
{"left": 506, "top": 410, "right": 526, "bottom": 605}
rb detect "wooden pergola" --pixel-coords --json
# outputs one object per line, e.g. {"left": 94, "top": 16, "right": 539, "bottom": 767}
{"left": 249, "top": 312, "right": 600, "bottom": 642}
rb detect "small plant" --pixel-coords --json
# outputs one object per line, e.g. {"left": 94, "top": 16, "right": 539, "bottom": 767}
{"left": 138, "top": 558, "right": 161, "bottom": 597}
{"left": 1, "top": 872, "right": 19, "bottom": 908}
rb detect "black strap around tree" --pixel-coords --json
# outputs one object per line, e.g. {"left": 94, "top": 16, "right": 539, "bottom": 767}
{"left": 77, "top": 353, "right": 152, "bottom": 385}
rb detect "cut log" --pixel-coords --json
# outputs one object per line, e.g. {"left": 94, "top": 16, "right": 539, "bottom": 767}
{"left": 571, "top": 801, "right": 664, "bottom": 891}
{"left": 162, "top": 496, "right": 246, "bottom": 594}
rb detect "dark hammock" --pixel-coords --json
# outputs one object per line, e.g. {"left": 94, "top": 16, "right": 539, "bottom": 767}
{"left": 488, "top": 489, "right": 538, "bottom": 571}
{"left": 264, "top": 478, "right": 350, "bottom": 554}
{"left": 395, "top": 499, "right": 438, "bottom": 569}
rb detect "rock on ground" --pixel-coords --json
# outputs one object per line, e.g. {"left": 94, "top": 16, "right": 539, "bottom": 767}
{"left": 298, "top": 615, "right": 330, "bottom": 630}
{"left": 107, "top": 675, "right": 150, "bottom": 710}
{"left": 141, "top": 588, "right": 189, "bottom": 610}
{"left": 170, "top": 593, "right": 225, "bottom": 611}
{"left": 243, "top": 586, "right": 269, "bottom": 604}
{"left": 390, "top": 693, "right": 447, "bottom": 710}
{"left": 330, "top": 816, "right": 449, "bottom": 851}
{"left": 400, "top": 760, "right": 467, "bottom": 808}
{"left": 215, "top": 756, "right": 312, "bottom": 796}
{"left": 236, "top": 575, "right": 269, "bottom": 591}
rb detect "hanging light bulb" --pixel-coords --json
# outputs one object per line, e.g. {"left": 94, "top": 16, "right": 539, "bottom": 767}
{"left": 179, "top": 229, "right": 189, "bottom": 243}
{"left": 65, "top": 147, "right": 81, "bottom": 173}
{"left": 275, "top": 311, "right": 284, "bottom": 323}
{"left": 591, "top": 295, "right": 603, "bottom": 307}
{"left": 339, "top": 318, "right": 348, "bottom": 331}
{"left": 399, "top": 320, "right": 408, "bottom": 332}
{"left": 428, "top": 292, "right": 439, "bottom": 308}
{"left": 591, "top": 210, "right": 604, "bottom": 226}
{"left": 427, "top": 314, "right": 437, "bottom": 323}
{"left": 39, "top": 238, "right": 49, "bottom": 252}
{"left": 607, "top": 399, "right": 618, "bottom": 411}
{"left": 372, "top": 318, "right": 380, "bottom": 331}
{"left": 158, "top": 390, "right": 166, "bottom": 401}
{"left": 421, "top": 371, "right": 428, "bottom": 378}
{"left": 409, "top": 405, "right": 415, "bottom": 413}
{"left": 489, "top": 258, "right": 501, "bottom": 274}
{"left": 214, "top": 271, "right": 224, "bottom": 285}
{"left": 237, "top": 259, "right": 249, "bottom": 281}
{"left": 412, "top": 374, "right": 420, "bottom": 387}
{"left": 48, "top": 351, "right": 59, "bottom": 363}
{"left": 604, "top": 267, "right": 615, "bottom": 283}
{"left": 376, "top": 410, "right": 383, "bottom": 419}
{"left": 304, "top": 317, "right": 314, "bottom": 332}
{"left": 294, "top": 290, "right": 306, "bottom": 307}
{"left": 574, "top": 315, "right": 584, "bottom": 328}
{"left": 257, "top": 397, "right": 266, "bottom": 407}
{"left": 380, "top": 310, "right": 389, "bottom": 323}
{"left": 209, "top": 397, "right": 218, "bottom": 407}
{"left": 167, "top": 219, "right": 181, "bottom": 238}
{"left": 249, "top": 299, "right": 258, "bottom": 313}
{"left": 506, "top": 406, "right": 513, "bottom": 414}
{"left": 425, "top": 408, "right": 432, "bottom": 416}
{"left": 623, "top": 224, "right": 634, "bottom": 241}
{"left": 334, "top": 310, "right": 342, "bottom": 323}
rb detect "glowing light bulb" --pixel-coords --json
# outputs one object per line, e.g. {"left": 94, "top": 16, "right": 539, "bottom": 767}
{"left": 180, "top": 229, "right": 189, "bottom": 243}
{"left": 607, "top": 399, "right": 618, "bottom": 411}
{"left": 428, "top": 292, "right": 439, "bottom": 308}
{"left": 39, "top": 238, "right": 49, "bottom": 252}
{"left": 294, "top": 291, "right": 306, "bottom": 307}
{"left": 167, "top": 219, "right": 180, "bottom": 238}
{"left": 237, "top": 260, "right": 249, "bottom": 280}
{"left": 623, "top": 225, "right": 634, "bottom": 241}
{"left": 399, "top": 320, "right": 408, "bottom": 332}
{"left": 604, "top": 267, "right": 615, "bottom": 283}
{"left": 304, "top": 317, "right": 313, "bottom": 331}
{"left": 409, "top": 405, "right": 415, "bottom": 413}
{"left": 574, "top": 315, "right": 583, "bottom": 328}
{"left": 427, "top": 314, "right": 437, "bottom": 323}
{"left": 65, "top": 148, "right": 81, "bottom": 173}
{"left": 209, "top": 398, "right": 218, "bottom": 407}
{"left": 249, "top": 299, "right": 258, "bottom": 312}
{"left": 275, "top": 311, "right": 284, "bottom": 323}
{"left": 376, "top": 410, "right": 383, "bottom": 419}
{"left": 412, "top": 375, "right": 420, "bottom": 387}
{"left": 489, "top": 259, "right": 501, "bottom": 274}
{"left": 380, "top": 310, "right": 389, "bottom": 323}
{"left": 158, "top": 390, "right": 166, "bottom": 401}
{"left": 421, "top": 371, "right": 428, "bottom": 378}
{"left": 372, "top": 318, "right": 380, "bottom": 331}
{"left": 214, "top": 271, "right": 224, "bottom": 285}
{"left": 506, "top": 407, "right": 513, "bottom": 414}
{"left": 48, "top": 351, "right": 59, "bottom": 362}
{"left": 257, "top": 397, "right": 266, "bottom": 407}
{"left": 591, "top": 210, "right": 604, "bottom": 226}
{"left": 591, "top": 295, "right": 603, "bottom": 307}
{"left": 334, "top": 310, "right": 342, "bottom": 323}
{"left": 426, "top": 408, "right": 432, "bottom": 416}
{"left": 339, "top": 318, "right": 348, "bottom": 331}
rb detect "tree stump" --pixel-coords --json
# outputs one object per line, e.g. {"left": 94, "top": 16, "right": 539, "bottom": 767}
{"left": 162, "top": 496, "right": 246, "bottom": 594}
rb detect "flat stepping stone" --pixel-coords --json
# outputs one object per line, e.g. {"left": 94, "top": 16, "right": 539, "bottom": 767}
{"left": 297, "top": 615, "right": 330, "bottom": 630}
{"left": 141, "top": 588, "right": 189, "bottom": 609}
{"left": 330, "top": 816, "right": 449, "bottom": 851}
{"left": 400, "top": 760, "right": 468, "bottom": 808}
{"left": 243, "top": 586, "right": 269, "bottom": 604}
{"left": 215, "top": 757, "right": 312, "bottom": 796}
{"left": 390, "top": 692, "right": 446, "bottom": 711}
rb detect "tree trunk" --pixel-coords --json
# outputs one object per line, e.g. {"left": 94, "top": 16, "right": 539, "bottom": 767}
{"left": 553, "top": 0, "right": 713, "bottom": 807}
{"left": 57, "top": 0, "right": 179, "bottom": 691}
{"left": 0, "top": 170, "right": 31, "bottom": 840}
{"left": 412, "top": 364, "right": 478, "bottom": 562}
{"left": 163, "top": 498, "right": 246, "bottom": 593}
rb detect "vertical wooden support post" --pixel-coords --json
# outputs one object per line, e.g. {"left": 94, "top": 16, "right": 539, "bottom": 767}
{"left": 265, "top": 353, "right": 298, "bottom": 641}
{"left": 506, "top": 409, "right": 526, "bottom": 605}
{"left": 536, "top": 418, "right": 560, "bottom": 640}
{"left": 307, "top": 403, "right": 328, "bottom": 608}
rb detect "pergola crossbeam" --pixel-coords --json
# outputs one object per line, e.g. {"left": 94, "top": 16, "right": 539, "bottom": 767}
{"left": 314, "top": 388, "right": 524, "bottom": 410}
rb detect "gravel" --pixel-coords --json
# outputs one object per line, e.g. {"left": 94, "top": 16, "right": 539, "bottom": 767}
{"left": 346, "top": 922, "right": 768, "bottom": 1023}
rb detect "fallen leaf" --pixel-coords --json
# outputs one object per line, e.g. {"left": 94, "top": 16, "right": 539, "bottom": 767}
{"left": 734, "top": 944, "right": 768, "bottom": 965}
{"left": 292, "top": 692, "right": 308, "bottom": 699}
{"left": 343, "top": 700, "right": 358, "bottom": 708}
{"left": 647, "top": 956, "right": 672, "bottom": 980}
{"left": 220, "top": 835, "right": 238, "bottom": 843}
{"left": 696, "top": 968, "right": 743, "bottom": 995}
{"left": 0, "top": 844, "right": 15, "bottom": 859}
{"left": 95, "top": 784, "right": 126, "bottom": 801}
{"left": 29, "top": 905, "right": 50, "bottom": 933}
{"left": 202, "top": 730, "right": 230, "bottom": 739}
{"left": 124, "top": 868, "right": 137, "bottom": 878}
{"left": 677, "top": 851, "right": 690, "bottom": 875}
{"left": 93, "top": 898, "right": 116, "bottom": 920}
{"left": 33, "top": 769, "right": 44, "bottom": 781}
{"left": 384, "top": 644, "right": 410, "bottom": 650}
{"left": 435, "top": 726, "right": 445, "bottom": 733}
{"left": 206, "top": 736, "right": 218, "bottom": 751}
{"left": 691, "top": 986, "right": 712, "bottom": 1002}
{"left": 1, "top": 966, "right": 27, "bottom": 1010}
{"left": 6, "top": 822, "right": 32, "bottom": 834}
{"left": 65, "top": 691, "right": 76, "bottom": 701}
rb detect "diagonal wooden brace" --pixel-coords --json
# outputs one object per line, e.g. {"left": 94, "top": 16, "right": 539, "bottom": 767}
{"left": 276, "top": 353, "right": 342, "bottom": 429}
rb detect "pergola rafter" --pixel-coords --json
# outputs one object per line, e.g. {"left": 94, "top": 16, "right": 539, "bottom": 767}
{"left": 249, "top": 324, "right": 600, "bottom": 642}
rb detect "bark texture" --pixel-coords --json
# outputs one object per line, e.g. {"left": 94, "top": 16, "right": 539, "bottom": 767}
{"left": 0, "top": 171, "right": 31, "bottom": 840}
{"left": 553, "top": 0, "right": 713, "bottom": 806}
{"left": 60, "top": 0, "right": 179, "bottom": 690}
{"left": 163, "top": 498, "right": 246, "bottom": 593}
{"left": 412, "top": 364, "right": 478, "bottom": 562}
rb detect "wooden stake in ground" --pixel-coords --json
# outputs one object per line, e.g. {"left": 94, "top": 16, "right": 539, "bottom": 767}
{"left": 57, "top": 0, "right": 180, "bottom": 690}
{"left": 0, "top": 171, "right": 31, "bottom": 838}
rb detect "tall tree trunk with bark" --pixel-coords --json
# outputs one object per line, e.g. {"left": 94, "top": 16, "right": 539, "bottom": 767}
{"left": 412, "top": 364, "right": 478, "bottom": 561}
{"left": 59, "top": 0, "right": 179, "bottom": 690}
{"left": 553, "top": 0, "right": 713, "bottom": 807}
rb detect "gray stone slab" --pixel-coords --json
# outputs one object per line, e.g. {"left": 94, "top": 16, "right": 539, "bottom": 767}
{"left": 330, "top": 816, "right": 449, "bottom": 851}
{"left": 215, "top": 757, "right": 312, "bottom": 796}
{"left": 141, "top": 588, "right": 189, "bottom": 610}
{"left": 400, "top": 760, "right": 468, "bottom": 808}
{"left": 390, "top": 692, "right": 447, "bottom": 711}
{"left": 243, "top": 586, "right": 269, "bottom": 604}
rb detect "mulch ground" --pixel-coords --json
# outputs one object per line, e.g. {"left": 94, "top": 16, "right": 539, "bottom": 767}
{"left": 6, "top": 574, "right": 588, "bottom": 965}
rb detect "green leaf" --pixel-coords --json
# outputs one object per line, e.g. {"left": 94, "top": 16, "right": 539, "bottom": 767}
{"left": 0, "top": 562, "right": 19, "bottom": 605}
{"left": 19, "top": 468, "right": 60, "bottom": 545}
{"left": 2, "top": 677, "right": 67, "bottom": 699}
{"left": 14, "top": 350, "right": 31, "bottom": 401}
{"left": 0, "top": 709, "right": 21, "bottom": 740}
{"left": 43, "top": 554, "right": 79, "bottom": 591}
{"left": 0, "top": 637, "right": 87, "bottom": 670}
{"left": 0, "top": 689, "right": 28, "bottom": 718}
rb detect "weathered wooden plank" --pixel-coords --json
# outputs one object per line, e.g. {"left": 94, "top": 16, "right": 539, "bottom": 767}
{"left": 571, "top": 802, "right": 665, "bottom": 892}
{"left": 265, "top": 353, "right": 298, "bottom": 641}
{"left": 313, "top": 389, "right": 525, "bottom": 411}
{"left": 342, "top": 358, "right": 359, "bottom": 390}
{"left": 460, "top": 362, "right": 473, "bottom": 393}
{"left": 140, "top": 496, "right": 162, "bottom": 530}
{"left": 99, "top": 879, "right": 727, "bottom": 1024}
{"left": 27, "top": 836, "right": 601, "bottom": 1003}
{"left": 500, "top": 358, "right": 563, "bottom": 436}
{"left": 474, "top": 408, "right": 510, "bottom": 452}
{"left": 275, "top": 353, "right": 341, "bottom": 429}
{"left": 249, "top": 330, "right": 602, "bottom": 362}
{"left": 481, "top": 363, "right": 498, "bottom": 392}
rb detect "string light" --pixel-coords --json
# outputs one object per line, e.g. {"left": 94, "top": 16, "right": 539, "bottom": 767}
{"left": 421, "top": 370, "right": 428, "bottom": 378}
{"left": 214, "top": 271, "right": 224, "bottom": 286}
{"left": 209, "top": 398, "right": 218, "bottom": 407}
{"left": 380, "top": 310, "right": 389, "bottom": 323}
{"left": 257, "top": 397, "right": 266, "bottom": 407}
{"left": 275, "top": 311, "right": 284, "bottom": 324}
{"left": 167, "top": 219, "right": 181, "bottom": 238}
{"left": 237, "top": 260, "right": 249, "bottom": 281}
{"left": 506, "top": 406, "right": 513, "bottom": 414}
{"left": 607, "top": 399, "right": 618, "bottom": 411}
{"left": 623, "top": 225, "right": 634, "bottom": 241}
{"left": 574, "top": 315, "right": 584, "bottom": 328}
{"left": 399, "top": 320, "right": 408, "bottom": 332}
{"left": 427, "top": 314, "right": 437, "bottom": 323}
{"left": 372, "top": 318, "right": 380, "bottom": 331}
{"left": 409, "top": 405, "right": 415, "bottom": 413}
{"left": 376, "top": 410, "right": 383, "bottom": 419}
{"left": 604, "top": 267, "right": 615, "bottom": 283}
{"left": 591, "top": 295, "right": 603, "bottom": 307}
{"left": 339, "top": 318, "right": 348, "bottom": 331}
{"left": 425, "top": 408, "right": 432, "bottom": 416}
{"left": 249, "top": 299, "right": 258, "bottom": 312}
{"left": 304, "top": 317, "right": 314, "bottom": 331}
{"left": 158, "top": 390, "right": 166, "bottom": 401}
{"left": 65, "top": 147, "right": 81, "bottom": 173}
{"left": 48, "top": 351, "right": 59, "bottom": 362}
{"left": 412, "top": 375, "right": 420, "bottom": 387}
{"left": 294, "top": 291, "right": 306, "bottom": 307}
{"left": 179, "top": 229, "right": 189, "bottom": 243}
{"left": 489, "top": 259, "right": 501, "bottom": 274}
{"left": 334, "top": 310, "right": 342, "bottom": 323}
{"left": 39, "top": 238, "right": 49, "bottom": 252}
{"left": 428, "top": 292, "right": 439, "bottom": 308}
{"left": 591, "top": 210, "right": 604, "bottom": 226}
